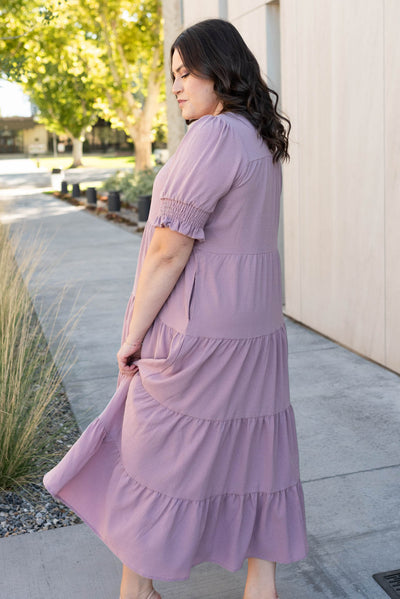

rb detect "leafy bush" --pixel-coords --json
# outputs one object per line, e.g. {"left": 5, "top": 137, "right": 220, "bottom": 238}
{"left": 100, "top": 170, "right": 127, "bottom": 192}
{"left": 101, "top": 168, "right": 158, "bottom": 205}
{"left": 0, "top": 225, "right": 74, "bottom": 490}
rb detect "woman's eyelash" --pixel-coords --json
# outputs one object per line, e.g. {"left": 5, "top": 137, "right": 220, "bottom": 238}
{"left": 181, "top": 73, "right": 189, "bottom": 78}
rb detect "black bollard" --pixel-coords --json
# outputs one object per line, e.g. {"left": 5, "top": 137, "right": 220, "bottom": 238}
{"left": 72, "top": 183, "right": 81, "bottom": 198}
{"left": 86, "top": 187, "right": 97, "bottom": 205}
{"left": 61, "top": 181, "right": 68, "bottom": 194}
{"left": 108, "top": 190, "right": 121, "bottom": 212}
{"left": 138, "top": 194, "right": 151, "bottom": 222}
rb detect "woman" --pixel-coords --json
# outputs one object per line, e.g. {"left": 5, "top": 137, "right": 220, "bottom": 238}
{"left": 44, "top": 18, "right": 308, "bottom": 599}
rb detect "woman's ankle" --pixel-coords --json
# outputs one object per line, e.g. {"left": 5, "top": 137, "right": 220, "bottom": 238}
{"left": 120, "top": 564, "right": 154, "bottom": 599}
{"left": 244, "top": 558, "right": 278, "bottom": 599}
{"left": 244, "top": 583, "right": 278, "bottom": 599}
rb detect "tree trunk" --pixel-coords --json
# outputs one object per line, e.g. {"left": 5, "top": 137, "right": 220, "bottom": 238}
{"left": 115, "top": 49, "right": 161, "bottom": 172}
{"left": 161, "top": 0, "right": 186, "bottom": 154}
{"left": 133, "top": 133, "right": 152, "bottom": 171}
{"left": 128, "top": 118, "right": 154, "bottom": 171}
{"left": 71, "top": 137, "right": 83, "bottom": 167}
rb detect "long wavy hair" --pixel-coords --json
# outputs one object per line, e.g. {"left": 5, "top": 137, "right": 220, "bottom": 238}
{"left": 171, "top": 19, "right": 291, "bottom": 163}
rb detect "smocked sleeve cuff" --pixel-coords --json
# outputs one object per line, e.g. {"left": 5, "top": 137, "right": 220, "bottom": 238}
{"left": 153, "top": 198, "right": 210, "bottom": 241}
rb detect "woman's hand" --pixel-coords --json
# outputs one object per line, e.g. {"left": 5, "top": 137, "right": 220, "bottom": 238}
{"left": 117, "top": 339, "right": 142, "bottom": 376}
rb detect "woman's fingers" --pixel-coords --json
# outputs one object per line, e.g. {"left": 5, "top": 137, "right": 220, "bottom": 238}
{"left": 120, "top": 366, "right": 138, "bottom": 376}
{"left": 118, "top": 360, "right": 139, "bottom": 375}
{"left": 118, "top": 357, "right": 137, "bottom": 373}
{"left": 117, "top": 340, "right": 143, "bottom": 375}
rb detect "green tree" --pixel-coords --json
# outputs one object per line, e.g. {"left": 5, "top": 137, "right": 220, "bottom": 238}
{"left": 74, "top": 0, "right": 164, "bottom": 170}
{"left": 1, "top": 0, "right": 165, "bottom": 170}
{"left": 22, "top": 39, "right": 101, "bottom": 165}
{"left": 1, "top": 1, "right": 100, "bottom": 166}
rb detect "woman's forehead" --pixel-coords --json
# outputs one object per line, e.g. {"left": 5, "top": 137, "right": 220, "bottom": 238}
{"left": 171, "top": 49, "right": 185, "bottom": 74}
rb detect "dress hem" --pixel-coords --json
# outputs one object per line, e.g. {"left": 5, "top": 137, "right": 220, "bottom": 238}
{"left": 44, "top": 414, "right": 308, "bottom": 580}
{"left": 45, "top": 492, "right": 308, "bottom": 581}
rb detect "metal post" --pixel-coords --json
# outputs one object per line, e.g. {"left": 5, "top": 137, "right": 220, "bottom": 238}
{"left": 108, "top": 191, "right": 121, "bottom": 212}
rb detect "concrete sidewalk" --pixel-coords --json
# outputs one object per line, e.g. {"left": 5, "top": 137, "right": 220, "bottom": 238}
{"left": 0, "top": 183, "right": 399, "bottom": 599}
{"left": 0, "top": 157, "right": 131, "bottom": 189}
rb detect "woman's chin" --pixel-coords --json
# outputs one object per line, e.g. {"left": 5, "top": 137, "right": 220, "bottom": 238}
{"left": 181, "top": 109, "right": 191, "bottom": 120}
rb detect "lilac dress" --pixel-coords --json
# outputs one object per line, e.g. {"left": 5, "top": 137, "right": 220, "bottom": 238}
{"left": 44, "top": 112, "right": 308, "bottom": 580}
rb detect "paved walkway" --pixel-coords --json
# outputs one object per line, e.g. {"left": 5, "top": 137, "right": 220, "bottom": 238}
{"left": 0, "top": 157, "right": 130, "bottom": 189}
{"left": 0, "top": 161, "right": 399, "bottom": 598}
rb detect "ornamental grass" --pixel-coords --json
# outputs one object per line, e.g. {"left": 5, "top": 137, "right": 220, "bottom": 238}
{"left": 0, "top": 223, "right": 75, "bottom": 491}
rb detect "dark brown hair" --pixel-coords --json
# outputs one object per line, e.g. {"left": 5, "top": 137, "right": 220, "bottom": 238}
{"left": 171, "top": 19, "right": 291, "bottom": 162}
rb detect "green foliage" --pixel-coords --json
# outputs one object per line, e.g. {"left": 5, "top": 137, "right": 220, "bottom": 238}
{"left": 133, "top": 168, "right": 158, "bottom": 198}
{"left": 0, "top": 0, "right": 165, "bottom": 169}
{"left": 0, "top": 225, "right": 74, "bottom": 490}
{"left": 101, "top": 167, "right": 157, "bottom": 204}
{"left": 101, "top": 171, "right": 129, "bottom": 192}
{"left": 0, "top": 0, "right": 100, "bottom": 138}
{"left": 0, "top": 1, "right": 69, "bottom": 81}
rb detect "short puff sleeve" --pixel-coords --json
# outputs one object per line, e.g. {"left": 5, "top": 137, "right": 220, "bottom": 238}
{"left": 154, "top": 114, "right": 242, "bottom": 241}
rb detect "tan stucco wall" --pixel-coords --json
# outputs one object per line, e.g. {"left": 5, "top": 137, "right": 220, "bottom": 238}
{"left": 281, "top": 0, "right": 400, "bottom": 372}
{"left": 182, "top": 0, "right": 219, "bottom": 23}
{"left": 163, "top": 0, "right": 400, "bottom": 373}
{"left": 231, "top": 8, "right": 267, "bottom": 74}
{"left": 383, "top": 0, "right": 400, "bottom": 373}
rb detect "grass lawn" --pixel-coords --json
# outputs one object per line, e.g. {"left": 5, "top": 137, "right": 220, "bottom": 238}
{"left": 33, "top": 153, "right": 136, "bottom": 171}
{"left": 78, "top": 180, "right": 108, "bottom": 192}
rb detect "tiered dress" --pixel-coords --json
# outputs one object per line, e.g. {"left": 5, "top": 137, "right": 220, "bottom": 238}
{"left": 44, "top": 112, "right": 308, "bottom": 581}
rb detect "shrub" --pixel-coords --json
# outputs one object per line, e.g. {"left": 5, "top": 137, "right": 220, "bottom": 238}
{"left": 101, "top": 168, "right": 158, "bottom": 205}
{"left": 100, "top": 170, "right": 127, "bottom": 192}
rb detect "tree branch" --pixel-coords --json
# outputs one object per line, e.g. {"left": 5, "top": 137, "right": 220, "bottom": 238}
{"left": 99, "top": 4, "right": 122, "bottom": 88}
{"left": 142, "top": 47, "right": 162, "bottom": 125}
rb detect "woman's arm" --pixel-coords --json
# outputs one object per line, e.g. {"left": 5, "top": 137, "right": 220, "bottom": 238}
{"left": 117, "top": 227, "right": 194, "bottom": 374}
{"left": 128, "top": 226, "right": 194, "bottom": 340}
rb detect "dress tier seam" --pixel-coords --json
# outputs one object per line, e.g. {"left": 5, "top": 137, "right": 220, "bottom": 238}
{"left": 157, "top": 316, "right": 286, "bottom": 341}
{"left": 135, "top": 381, "right": 293, "bottom": 423}
{"left": 104, "top": 432, "right": 302, "bottom": 504}
{"left": 191, "top": 248, "right": 278, "bottom": 256}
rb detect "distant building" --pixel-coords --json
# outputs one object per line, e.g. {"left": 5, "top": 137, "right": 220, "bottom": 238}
{"left": 0, "top": 117, "right": 47, "bottom": 154}
{"left": 0, "top": 116, "right": 133, "bottom": 155}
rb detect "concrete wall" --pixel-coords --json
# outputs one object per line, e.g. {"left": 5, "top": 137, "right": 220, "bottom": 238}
{"left": 162, "top": 0, "right": 400, "bottom": 373}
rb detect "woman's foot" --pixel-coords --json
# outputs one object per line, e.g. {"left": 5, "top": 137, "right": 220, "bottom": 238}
{"left": 243, "top": 558, "right": 279, "bottom": 599}
{"left": 120, "top": 564, "right": 161, "bottom": 599}
{"left": 120, "top": 593, "right": 161, "bottom": 599}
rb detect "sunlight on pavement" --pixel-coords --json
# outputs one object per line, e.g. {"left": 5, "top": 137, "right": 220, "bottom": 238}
{"left": 0, "top": 187, "right": 85, "bottom": 223}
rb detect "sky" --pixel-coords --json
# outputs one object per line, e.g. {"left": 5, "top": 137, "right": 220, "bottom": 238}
{"left": 0, "top": 80, "right": 32, "bottom": 117}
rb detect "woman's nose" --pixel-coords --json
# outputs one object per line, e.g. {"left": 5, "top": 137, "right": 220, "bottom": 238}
{"left": 172, "top": 78, "right": 182, "bottom": 95}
